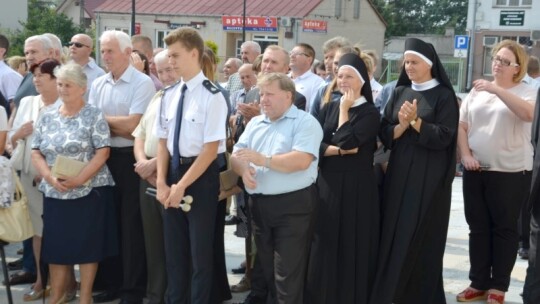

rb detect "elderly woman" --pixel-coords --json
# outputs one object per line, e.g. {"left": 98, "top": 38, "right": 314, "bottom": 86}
{"left": 370, "top": 38, "right": 459, "bottom": 304}
{"left": 457, "top": 40, "right": 538, "bottom": 304}
{"left": 9, "top": 58, "right": 62, "bottom": 301}
{"left": 31, "top": 63, "right": 117, "bottom": 304}
{"left": 306, "top": 52, "right": 380, "bottom": 303}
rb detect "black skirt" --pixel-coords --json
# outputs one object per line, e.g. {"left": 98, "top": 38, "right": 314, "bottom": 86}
{"left": 41, "top": 186, "right": 118, "bottom": 264}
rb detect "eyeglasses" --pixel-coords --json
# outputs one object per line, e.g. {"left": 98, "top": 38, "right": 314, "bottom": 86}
{"left": 289, "top": 52, "right": 309, "bottom": 58}
{"left": 68, "top": 42, "right": 90, "bottom": 48}
{"left": 491, "top": 56, "right": 519, "bottom": 67}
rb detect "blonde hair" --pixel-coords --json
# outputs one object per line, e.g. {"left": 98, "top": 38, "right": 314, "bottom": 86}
{"left": 491, "top": 39, "right": 528, "bottom": 83}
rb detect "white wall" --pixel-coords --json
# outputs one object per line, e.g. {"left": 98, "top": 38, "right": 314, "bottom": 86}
{"left": 0, "top": 0, "right": 27, "bottom": 31}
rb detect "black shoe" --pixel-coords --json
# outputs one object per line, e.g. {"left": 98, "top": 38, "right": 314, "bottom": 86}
{"left": 7, "top": 257, "right": 23, "bottom": 271}
{"left": 519, "top": 248, "right": 529, "bottom": 260}
{"left": 232, "top": 266, "right": 246, "bottom": 274}
{"left": 93, "top": 290, "right": 120, "bottom": 303}
{"left": 225, "top": 215, "right": 240, "bottom": 225}
{"left": 2, "top": 271, "right": 36, "bottom": 285}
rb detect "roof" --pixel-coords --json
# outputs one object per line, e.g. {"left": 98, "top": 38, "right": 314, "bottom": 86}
{"left": 57, "top": 0, "right": 107, "bottom": 19}
{"left": 95, "top": 0, "right": 322, "bottom": 18}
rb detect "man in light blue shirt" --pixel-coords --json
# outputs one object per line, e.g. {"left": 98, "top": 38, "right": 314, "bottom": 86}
{"left": 231, "top": 73, "right": 322, "bottom": 304}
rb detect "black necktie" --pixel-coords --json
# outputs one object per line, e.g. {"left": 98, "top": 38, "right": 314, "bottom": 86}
{"left": 172, "top": 84, "right": 187, "bottom": 171}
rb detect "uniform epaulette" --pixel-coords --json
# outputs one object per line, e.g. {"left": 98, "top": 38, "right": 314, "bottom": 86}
{"left": 202, "top": 80, "right": 220, "bottom": 95}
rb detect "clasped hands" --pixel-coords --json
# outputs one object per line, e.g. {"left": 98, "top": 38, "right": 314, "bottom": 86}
{"left": 398, "top": 99, "right": 418, "bottom": 128}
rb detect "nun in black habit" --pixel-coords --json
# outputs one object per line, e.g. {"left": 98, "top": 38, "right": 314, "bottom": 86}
{"left": 306, "top": 52, "right": 380, "bottom": 304}
{"left": 369, "top": 38, "right": 459, "bottom": 304}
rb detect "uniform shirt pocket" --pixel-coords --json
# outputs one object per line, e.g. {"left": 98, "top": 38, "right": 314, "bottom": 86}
{"left": 185, "top": 108, "right": 205, "bottom": 124}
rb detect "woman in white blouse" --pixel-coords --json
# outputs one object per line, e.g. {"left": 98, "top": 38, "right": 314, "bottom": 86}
{"left": 457, "top": 39, "right": 538, "bottom": 304}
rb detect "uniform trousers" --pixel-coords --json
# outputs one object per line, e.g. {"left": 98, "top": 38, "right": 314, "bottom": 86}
{"left": 163, "top": 160, "right": 219, "bottom": 304}
{"left": 249, "top": 184, "right": 317, "bottom": 304}
{"left": 96, "top": 147, "right": 147, "bottom": 301}
{"left": 139, "top": 178, "right": 166, "bottom": 304}
{"left": 463, "top": 170, "right": 531, "bottom": 291}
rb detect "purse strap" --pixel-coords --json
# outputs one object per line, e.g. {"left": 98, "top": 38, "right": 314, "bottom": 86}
{"left": 12, "top": 170, "right": 27, "bottom": 203}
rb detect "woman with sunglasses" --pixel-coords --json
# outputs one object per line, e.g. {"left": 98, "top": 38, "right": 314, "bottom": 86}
{"left": 457, "top": 39, "right": 538, "bottom": 304}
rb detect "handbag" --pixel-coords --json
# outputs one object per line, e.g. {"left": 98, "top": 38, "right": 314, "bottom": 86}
{"left": 0, "top": 171, "right": 34, "bottom": 242}
{"left": 9, "top": 139, "right": 25, "bottom": 171}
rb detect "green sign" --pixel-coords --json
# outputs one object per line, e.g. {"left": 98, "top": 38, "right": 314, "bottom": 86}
{"left": 500, "top": 10, "right": 525, "bottom": 26}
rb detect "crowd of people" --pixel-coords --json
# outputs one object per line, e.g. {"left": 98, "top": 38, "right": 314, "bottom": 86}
{"left": 0, "top": 26, "right": 540, "bottom": 304}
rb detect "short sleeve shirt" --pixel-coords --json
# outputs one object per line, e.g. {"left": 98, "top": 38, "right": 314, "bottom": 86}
{"left": 0, "top": 60, "right": 22, "bottom": 101}
{"left": 132, "top": 90, "right": 164, "bottom": 158}
{"left": 31, "top": 104, "right": 115, "bottom": 199}
{"left": 460, "top": 83, "right": 538, "bottom": 171}
{"left": 233, "top": 105, "right": 323, "bottom": 195}
{"left": 88, "top": 65, "right": 156, "bottom": 147}
{"left": 154, "top": 71, "right": 228, "bottom": 157}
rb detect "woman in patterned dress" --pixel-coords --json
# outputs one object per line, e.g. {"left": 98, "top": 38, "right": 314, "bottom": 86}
{"left": 31, "top": 63, "right": 117, "bottom": 304}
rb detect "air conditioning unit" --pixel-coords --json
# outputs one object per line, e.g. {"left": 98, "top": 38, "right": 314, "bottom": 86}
{"left": 531, "top": 30, "right": 540, "bottom": 41}
{"left": 280, "top": 17, "right": 292, "bottom": 28}
{"left": 483, "top": 36, "right": 499, "bottom": 47}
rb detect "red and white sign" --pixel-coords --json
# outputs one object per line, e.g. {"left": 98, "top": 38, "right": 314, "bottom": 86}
{"left": 222, "top": 16, "right": 278, "bottom": 32}
{"left": 302, "top": 19, "right": 327, "bottom": 33}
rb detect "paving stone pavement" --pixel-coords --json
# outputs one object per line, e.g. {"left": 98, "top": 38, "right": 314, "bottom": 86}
{"left": 0, "top": 177, "right": 527, "bottom": 303}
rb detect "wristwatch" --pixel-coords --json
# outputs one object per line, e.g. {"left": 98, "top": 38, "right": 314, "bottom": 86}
{"left": 410, "top": 118, "right": 418, "bottom": 126}
{"left": 265, "top": 155, "right": 272, "bottom": 168}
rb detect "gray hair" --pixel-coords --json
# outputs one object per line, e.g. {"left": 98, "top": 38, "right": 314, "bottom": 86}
{"left": 54, "top": 62, "right": 87, "bottom": 88}
{"left": 100, "top": 30, "right": 133, "bottom": 53}
{"left": 228, "top": 57, "right": 243, "bottom": 69}
{"left": 25, "top": 35, "right": 53, "bottom": 53}
{"left": 322, "top": 36, "right": 351, "bottom": 54}
{"left": 241, "top": 41, "right": 261, "bottom": 54}
{"left": 43, "top": 33, "right": 62, "bottom": 54}
{"left": 154, "top": 49, "right": 168, "bottom": 65}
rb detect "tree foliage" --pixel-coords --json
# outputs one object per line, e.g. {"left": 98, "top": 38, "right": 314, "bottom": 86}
{"left": 4, "top": 0, "right": 86, "bottom": 56}
{"left": 371, "top": 0, "right": 468, "bottom": 37}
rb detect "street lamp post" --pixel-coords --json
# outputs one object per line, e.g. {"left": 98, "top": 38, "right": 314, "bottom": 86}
{"left": 242, "top": 0, "right": 246, "bottom": 43}
{"left": 131, "top": 0, "right": 136, "bottom": 36}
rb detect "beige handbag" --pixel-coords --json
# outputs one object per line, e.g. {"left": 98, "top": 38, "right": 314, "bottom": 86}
{"left": 9, "top": 139, "right": 25, "bottom": 171}
{"left": 0, "top": 171, "right": 34, "bottom": 242}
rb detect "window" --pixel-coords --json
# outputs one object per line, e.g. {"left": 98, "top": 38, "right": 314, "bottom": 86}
{"left": 253, "top": 35, "right": 279, "bottom": 53}
{"left": 494, "top": 0, "right": 532, "bottom": 6}
{"left": 105, "top": 26, "right": 130, "bottom": 35}
{"left": 236, "top": 39, "right": 243, "bottom": 58}
{"left": 156, "top": 30, "right": 172, "bottom": 48}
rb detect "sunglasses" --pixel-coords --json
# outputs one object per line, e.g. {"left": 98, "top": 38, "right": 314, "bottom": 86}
{"left": 68, "top": 42, "right": 90, "bottom": 48}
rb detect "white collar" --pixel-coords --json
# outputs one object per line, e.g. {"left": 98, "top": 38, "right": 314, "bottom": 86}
{"left": 411, "top": 78, "right": 440, "bottom": 91}
{"left": 340, "top": 96, "right": 368, "bottom": 108}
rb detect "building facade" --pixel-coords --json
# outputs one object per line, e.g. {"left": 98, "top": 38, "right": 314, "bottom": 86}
{"left": 92, "top": 0, "right": 386, "bottom": 76}
{"left": 466, "top": 0, "right": 540, "bottom": 85}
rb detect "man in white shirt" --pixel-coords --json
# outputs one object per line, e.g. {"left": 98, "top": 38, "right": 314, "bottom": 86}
{"left": 0, "top": 34, "right": 22, "bottom": 116}
{"left": 68, "top": 34, "right": 105, "bottom": 101}
{"left": 289, "top": 43, "right": 325, "bottom": 113}
{"left": 89, "top": 30, "right": 156, "bottom": 304}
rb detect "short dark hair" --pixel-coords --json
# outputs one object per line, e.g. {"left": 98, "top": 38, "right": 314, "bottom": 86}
{"left": 0, "top": 34, "right": 9, "bottom": 55}
{"left": 30, "top": 59, "right": 61, "bottom": 78}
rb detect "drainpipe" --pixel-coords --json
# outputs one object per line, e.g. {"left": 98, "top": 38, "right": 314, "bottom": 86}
{"left": 466, "top": 0, "right": 478, "bottom": 91}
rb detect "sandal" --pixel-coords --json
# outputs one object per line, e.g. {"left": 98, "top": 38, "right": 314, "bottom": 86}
{"left": 23, "top": 286, "right": 50, "bottom": 302}
{"left": 456, "top": 286, "right": 487, "bottom": 302}
{"left": 487, "top": 289, "right": 505, "bottom": 304}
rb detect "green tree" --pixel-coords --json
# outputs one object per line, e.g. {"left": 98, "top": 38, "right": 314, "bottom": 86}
{"left": 7, "top": 0, "right": 86, "bottom": 56}
{"left": 371, "top": 0, "right": 467, "bottom": 37}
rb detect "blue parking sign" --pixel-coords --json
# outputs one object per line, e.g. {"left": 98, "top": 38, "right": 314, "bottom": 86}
{"left": 454, "top": 35, "right": 469, "bottom": 50}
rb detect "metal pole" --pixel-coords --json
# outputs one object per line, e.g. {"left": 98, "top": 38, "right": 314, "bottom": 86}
{"left": 242, "top": 0, "right": 246, "bottom": 43}
{"left": 80, "top": 0, "right": 85, "bottom": 27}
{"left": 466, "top": 0, "right": 478, "bottom": 90}
{"left": 131, "top": 0, "right": 136, "bottom": 36}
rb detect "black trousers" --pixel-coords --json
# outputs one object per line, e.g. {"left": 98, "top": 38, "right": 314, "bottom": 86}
{"left": 163, "top": 160, "right": 219, "bottom": 304}
{"left": 250, "top": 185, "right": 317, "bottom": 304}
{"left": 463, "top": 170, "right": 531, "bottom": 291}
{"left": 95, "top": 148, "right": 147, "bottom": 301}
{"left": 523, "top": 212, "right": 540, "bottom": 303}
{"left": 519, "top": 191, "right": 532, "bottom": 250}
{"left": 139, "top": 179, "right": 166, "bottom": 304}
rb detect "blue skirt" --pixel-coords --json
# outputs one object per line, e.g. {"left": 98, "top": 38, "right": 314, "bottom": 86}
{"left": 42, "top": 186, "right": 118, "bottom": 265}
